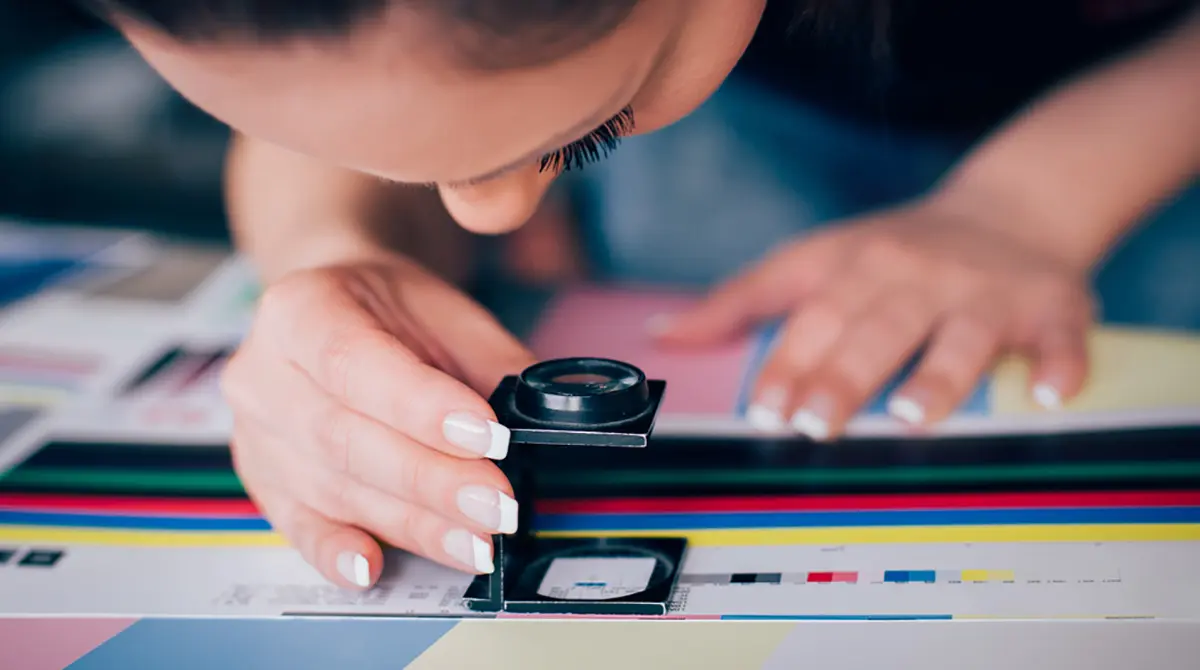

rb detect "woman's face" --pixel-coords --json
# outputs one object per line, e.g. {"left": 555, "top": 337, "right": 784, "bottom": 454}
{"left": 118, "top": 0, "right": 766, "bottom": 233}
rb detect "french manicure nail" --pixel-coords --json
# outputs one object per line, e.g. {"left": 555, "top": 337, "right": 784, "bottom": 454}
{"left": 336, "top": 551, "right": 371, "bottom": 587}
{"left": 443, "top": 412, "right": 510, "bottom": 459}
{"left": 457, "top": 485, "right": 519, "bottom": 533}
{"left": 791, "top": 393, "right": 834, "bottom": 441}
{"left": 887, "top": 395, "right": 925, "bottom": 425}
{"left": 1033, "top": 383, "right": 1061, "bottom": 409}
{"left": 746, "top": 387, "right": 786, "bottom": 431}
{"left": 443, "top": 529, "right": 494, "bottom": 573}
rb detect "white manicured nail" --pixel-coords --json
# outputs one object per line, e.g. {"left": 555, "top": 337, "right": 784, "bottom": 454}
{"left": 337, "top": 551, "right": 371, "bottom": 587}
{"left": 747, "top": 387, "right": 787, "bottom": 431}
{"left": 747, "top": 404, "right": 785, "bottom": 431}
{"left": 1033, "top": 383, "right": 1061, "bottom": 409}
{"left": 791, "top": 409, "right": 830, "bottom": 441}
{"left": 457, "top": 486, "right": 519, "bottom": 533}
{"left": 443, "top": 412, "right": 510, "bottom": 459}
{"left": 888, "top": 395, "right": 925, "bottom": 425}
{"left": 444, "top": 529, "right": 494, "bottom": 573}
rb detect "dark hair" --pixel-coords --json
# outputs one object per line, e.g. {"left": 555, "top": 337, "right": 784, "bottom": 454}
{"left": 81, "top": 0, "right": 642, "bottom": 70}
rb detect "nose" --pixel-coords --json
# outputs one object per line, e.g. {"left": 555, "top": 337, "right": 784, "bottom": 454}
{"left": 438, "top": 165, "right": 556, "bottom": 235}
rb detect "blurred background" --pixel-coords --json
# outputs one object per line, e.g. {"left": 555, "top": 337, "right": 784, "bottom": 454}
{"left": 0, "top": 1, "right": 230, "bottom": 241}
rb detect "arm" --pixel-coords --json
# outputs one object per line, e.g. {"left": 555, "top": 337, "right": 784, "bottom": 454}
{"left": 937, "top": 8, "right": 1200, "bottom": 271}
{"left": 224, "top": 133, "right": 476, "bottom": 284}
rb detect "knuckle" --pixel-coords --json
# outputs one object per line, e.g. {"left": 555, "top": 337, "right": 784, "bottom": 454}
{"left": 258, "top": 273, "right": 325, "bottom": 320}
{"left": 393, "top": 450, "right": 429, "bottom": 504}
{"left": 318, "top": 474, "right": 358, "bottom": 522}
{"left": 316, "top": 328, "right": 370, "bottom": 399}
{"left": 859, "top": 237, "right": 914, "bottom": 272}
{"left": 314, "top": 404, "right": 354, "bottom": 474}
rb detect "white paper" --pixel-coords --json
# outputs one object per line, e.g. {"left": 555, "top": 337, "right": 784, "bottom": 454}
{"left": 536, "top": 557, "right": 658, "bottom": 601}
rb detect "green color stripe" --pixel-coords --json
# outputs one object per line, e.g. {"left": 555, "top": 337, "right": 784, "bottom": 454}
{"left": 2, "top": 468, "right": 245, "bottom": 493}
{"left": 5, "top": 461, "right": 1200, "bottom": 495}
{"left": 542, "top": 461, "right": 1200, "bottom": 487}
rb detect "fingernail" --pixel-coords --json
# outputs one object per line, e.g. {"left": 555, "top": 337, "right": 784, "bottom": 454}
{"left": 336, "top": 551, "right": 371, "bottom": 587}
{"left": 443, "top": 529, "right": 494, "bottom": 573}
{"left": 457, "top": 485, "right": 519, "bottom": 533}
{"left": 645, "top": 313, "right": 674, "bottom": 335}
{"left": 887, "top": 395, "right": 925, "bottom": 425}
{"left": 443, "top": 412, "right": 510, "bottom": 459}
{"left": 746, "top": 387, "right": 786, "bottom": 431}
{"left": 791, "top": 393, "right": 834, "bottom": 441}
{"left": 1033, "top": 383, "right": 1061, "bottom": 409}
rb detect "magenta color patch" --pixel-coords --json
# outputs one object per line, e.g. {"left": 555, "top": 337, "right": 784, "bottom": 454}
{"left": 529, "top": 287, "right": 752, "bottom": 415}
{"left": 0, "top": 618, "right": 137, "bottom": 670}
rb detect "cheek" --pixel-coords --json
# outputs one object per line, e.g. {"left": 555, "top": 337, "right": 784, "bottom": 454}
{"left": 437, "top": 165, "right": 557, "bottom": 235}
{"left": 627, "top": 0, "right": 762, "bottom": 134}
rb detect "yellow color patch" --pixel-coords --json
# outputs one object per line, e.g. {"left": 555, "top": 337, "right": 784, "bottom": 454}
{"left": 991, "top": 327, "right": 1200, "bottom": 415}
{"left": 407, "top": 620, "right": 796, "bottom": 670}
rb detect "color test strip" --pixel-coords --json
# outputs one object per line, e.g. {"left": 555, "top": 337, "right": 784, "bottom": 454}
{"left": 7, "top": 491, "right": 1198, "bottom": 517}
{"left": 961, "top": 570, "right": 1016, "bottom": 582}
{"left": 884, "top": 571, "right": 937, "bottom": 583}
{"left": 5, "top": 523, "right": 1200, "bottom": 549}
{"left": 540, "top": 491, "right": 1200, "bottom": 514}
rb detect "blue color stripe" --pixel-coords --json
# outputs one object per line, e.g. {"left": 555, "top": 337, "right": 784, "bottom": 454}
{"left": 715, "top": 619, "right": 950, "bottom": 624}
{"left": 8, "top": 506, "right": 1200, "bottom": 533}
{"left": 0, "top": 510, "right": 272, "bottom": 531}
{"left": 534, "top": 506, "right": 1200, "bottom": 531}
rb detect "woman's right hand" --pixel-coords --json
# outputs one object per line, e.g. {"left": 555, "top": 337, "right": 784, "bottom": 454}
{"left": 220, "top": 253, "right": 536, "bottom": 589}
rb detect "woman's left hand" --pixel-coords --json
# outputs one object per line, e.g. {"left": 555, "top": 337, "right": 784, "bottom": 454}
{"left": 651, "top": 189, "right": 1098, "bottom": 440}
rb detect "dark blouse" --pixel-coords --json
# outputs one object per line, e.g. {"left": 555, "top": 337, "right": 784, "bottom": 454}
{"left": 735, "top": 0, "right": 1195, "bottom": 137}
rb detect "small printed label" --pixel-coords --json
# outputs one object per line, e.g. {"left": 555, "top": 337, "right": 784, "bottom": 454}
{"left": 537, "top": 557, "right": 657, "bottom": 601}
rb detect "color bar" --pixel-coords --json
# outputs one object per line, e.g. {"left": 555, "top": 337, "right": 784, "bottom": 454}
{"left": 807, "top": 572, "right": 833, "bottom": 583}
{"left": 884, "top": 570, "right": 936, "bottom": 583}
{"left": 962, "top": 570, "right": 1016, "bottom": 582}
{"left": 831, "top": 572, "right": 858, "bottom": 583}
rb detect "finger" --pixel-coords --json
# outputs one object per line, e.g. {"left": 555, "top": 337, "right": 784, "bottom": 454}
{"left": 326, "top": 470, "right": 497, "bottom": 576}
{"left": 250, "top": 277, "right": 512, "bottom": 460}
{"left": 652, "top": 236, "right": 843, "bottom": 346}
{"left": 228, "top": 355, "right": 518, "bottom": 536}
{"left": 744, "top": 271, "right": 884, "bottom": 431}
{"left": 262, "top": 358, "right": 518, "bottom": 535}
{"left": 243, "top": 427, "right": 498, "bottom": 576}
{"left": 887, "top": 306, "right": 1006, "bottom": 426}
{"left": 234, "top": 440, "right": 383, "bottom": 590}
{"left": 1028, "top": 324, "right": 1090, "bottom": 409}
{"left": 788, "top": 289, "right": 937, "bottom": 440}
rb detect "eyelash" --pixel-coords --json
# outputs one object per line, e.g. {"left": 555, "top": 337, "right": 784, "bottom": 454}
{"left": 538, "top": 106, "right": 635, "bottom": 175}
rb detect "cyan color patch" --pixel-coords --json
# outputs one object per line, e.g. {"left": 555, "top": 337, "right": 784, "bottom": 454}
{"left": 735, "top": 320, "right": 991, "bottom": 417}
{"left": 70, "top": 617, "right": 458, "bottom": 670}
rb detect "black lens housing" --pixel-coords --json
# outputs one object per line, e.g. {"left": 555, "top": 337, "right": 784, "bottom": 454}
{"left": 488, "top": 357, "right": 665, "bottom": 448}
{"left": 515, "top": 358, "right": 650, "bottom": 426}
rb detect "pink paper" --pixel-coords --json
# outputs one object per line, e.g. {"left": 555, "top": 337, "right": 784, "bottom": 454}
{"left": 529, "top": 286, "right": 752, "bottom": 415}
{"left": 0, "top": 618, "right": 136, "bottom": 670}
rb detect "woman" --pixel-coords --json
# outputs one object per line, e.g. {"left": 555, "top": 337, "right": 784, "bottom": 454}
{"left": 85, "top": 0, "right": 1199, "bottom": 588}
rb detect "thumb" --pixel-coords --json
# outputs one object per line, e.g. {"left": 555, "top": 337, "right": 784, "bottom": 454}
{"left": 433, "top": 292, "right": 538, "bottom": 395}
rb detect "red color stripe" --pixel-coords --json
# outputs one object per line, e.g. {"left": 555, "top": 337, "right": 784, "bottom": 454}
{"left": 5, "top": 491, "right": 1200, "bottom": 519}
{"left": 0, "top": 494, "right": 261, "bottom": 517}
{"left": 537, "top": 491, "right": 1200, "bottom": 515}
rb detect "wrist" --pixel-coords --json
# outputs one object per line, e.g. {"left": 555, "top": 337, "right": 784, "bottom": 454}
{"left": 240, "top": 224, "right": 400, "bottom": 284}
{"left": 929, "top": 172, "right": 1116, "bottom": 275}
